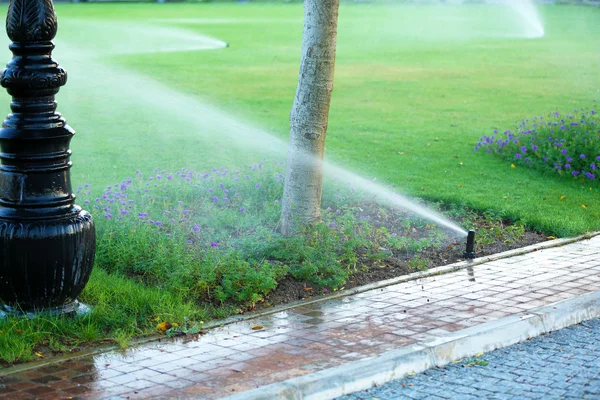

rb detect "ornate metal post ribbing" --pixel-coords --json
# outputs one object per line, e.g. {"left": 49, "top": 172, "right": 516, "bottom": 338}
{"left": 0, "top": 0, "right": 95, "bottom": 315}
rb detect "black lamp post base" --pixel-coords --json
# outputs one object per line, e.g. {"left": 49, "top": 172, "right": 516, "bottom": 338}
{"left": 0, "top": 0, "right": 96, "bottom": 313}
{"left": 0, "top": 301, "right": 92, "bottom": 319}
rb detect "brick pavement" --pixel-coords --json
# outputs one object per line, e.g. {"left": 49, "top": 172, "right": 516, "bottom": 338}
{"left": 1, "top": 235, "right": 599, "bottom": 399}
{"left": 340, "top": 318, "right": 600, "bottom": 400}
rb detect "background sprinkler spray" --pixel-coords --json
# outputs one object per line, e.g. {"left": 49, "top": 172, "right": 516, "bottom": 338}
{"left": 464, "top": 230, "right": 476, "bottom": 259}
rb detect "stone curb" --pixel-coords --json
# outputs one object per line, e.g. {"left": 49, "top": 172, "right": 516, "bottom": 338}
{"left": 223, "top": 290, "right": 600, "bottom": 400}
{"left": 1, "top": 232, "right": 597, "bottom": 377}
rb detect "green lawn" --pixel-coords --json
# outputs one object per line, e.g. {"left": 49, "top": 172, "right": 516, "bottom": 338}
{"left": 0, "top": 2, "right": 593, "bottom": 236}
{"left": 0, "top": 2, "right": 599, "bottom": 364}
{"left": 23, "top": 2, "right": 596, "bottom": 236}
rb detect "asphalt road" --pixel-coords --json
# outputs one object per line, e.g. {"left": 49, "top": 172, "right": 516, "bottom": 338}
{"left": 338, "top": 318, "right": 600, "bottom": 400}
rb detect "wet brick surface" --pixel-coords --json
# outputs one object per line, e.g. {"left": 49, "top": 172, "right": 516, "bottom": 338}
{"left": 340, "top": 318, "right": 600, "bottom": 400}
{"left": 0, "top": 236, "right": 599, "bottom": 399}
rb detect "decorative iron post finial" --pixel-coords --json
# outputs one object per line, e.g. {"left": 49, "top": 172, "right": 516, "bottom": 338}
{"left": 0, "top": 0, "right": 96, "bottom": 316}
{"left": 6, "top": 0, "right": 57, "bottom": 43}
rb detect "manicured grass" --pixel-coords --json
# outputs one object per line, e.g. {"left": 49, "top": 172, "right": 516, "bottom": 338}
{"left": 35, "top": 2, "right": 599, "bottom": 236}
{"left": 0, "top": 2, "right": 598, "bottom": 364}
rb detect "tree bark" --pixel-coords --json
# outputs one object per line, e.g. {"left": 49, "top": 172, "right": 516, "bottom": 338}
{"left": 280, "top": 0, "right": 339, "bottom": 236}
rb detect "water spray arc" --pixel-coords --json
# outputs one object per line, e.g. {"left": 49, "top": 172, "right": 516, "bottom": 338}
{"left": 505, "top": 0, "right": 545, "bottom": 38}
{"left": 0, "top": 0, "right": 95, "bottom": 316}
{"left": 57, "top": 21, "right": 468, "bottom": 239}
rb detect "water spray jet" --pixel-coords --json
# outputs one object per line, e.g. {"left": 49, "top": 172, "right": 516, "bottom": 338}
{"left": 58, "top": 20, "right": 470, "bottom": 238}
{"left": 464, "top": 230, "right": 476, "bottom": 259}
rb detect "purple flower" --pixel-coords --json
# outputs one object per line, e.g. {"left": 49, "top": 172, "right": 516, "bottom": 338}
{"left": 520, "top": 146, "right": 527, "bottom": 153}
{"left": 223, "top": 197, "right": 229, "bottom": 203}
{"left": 565, "top": 164, "right": 571, "bottom": 169}
{"left": 155, "top": 221, "right": 163, "bottom": 227}
{"left": 239, "top": 207, "right": 246, "bottom": 213}
{"left": 561, "top": 149, "right": 568, "bottom": 155}
{"left": 591, "top": 164, "right": 597, "bottom": 170}
{"left": 255, "top": 183, "right": 260, "bottom": 189}
{"left": 515, "top": 153, "right": 522, "bottom": 159}
{"left": 571, "top": 171, "right": 580, "bottom": 176}
{"left": 210, "top": 242, "right": 218, "bottom": 247}
{"left": 208, "top": 188, "right": 214, "bottom": 193}
{"left": 580, "top": 154, "right": 586, "bottom": 159}
{"left": 138, "top": 212, "right": 148, "bottom": 218}
{"left": 104, "top": 213, "right": 112, "bottom": 219}
{"left": 212, "top": 196, "right": 218, "bottom": 202}
{"left": 193, "top": 224, "right": 200, "bottom": 232}
{"left": 532, "top": 145, "right": 538, "bottom": 151}
{"left": 585, "top": 172, "right": 595, "bottom": 179}
{"left": 566, "top": 157, "right": 573, "bottom": 162}
{"left": 359, "top": 215, "right": 367, "bottom": 220}
{"left": 328, "top": 223, "right": 335, "bottom": 228}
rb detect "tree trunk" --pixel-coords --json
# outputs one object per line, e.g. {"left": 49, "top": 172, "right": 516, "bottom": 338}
{"left": 280, "top": 0, "right": 340, "bottom": 236}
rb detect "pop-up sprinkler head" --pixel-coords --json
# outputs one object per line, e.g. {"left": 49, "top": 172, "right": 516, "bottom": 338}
{"left": 464, "top": 230, "right": 476, "bottom": 259}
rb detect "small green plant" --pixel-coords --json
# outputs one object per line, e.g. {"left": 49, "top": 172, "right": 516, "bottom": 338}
{"left": 463, "top": 358, "right": 489, "bottom": 367}
{"left": 408, "top": 255, "right": 430, "bottom": 271}
{"left": 166, "top": 317, "right": 203, "bottom": 338}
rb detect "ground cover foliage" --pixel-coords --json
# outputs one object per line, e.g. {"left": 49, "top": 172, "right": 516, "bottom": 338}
{"left": 0, "top": 3, "right": 599, "bottom": 365}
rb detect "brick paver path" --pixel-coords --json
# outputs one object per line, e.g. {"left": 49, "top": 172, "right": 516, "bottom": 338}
{"left": 1, "top": 235, "right": 599, "bottom": 399}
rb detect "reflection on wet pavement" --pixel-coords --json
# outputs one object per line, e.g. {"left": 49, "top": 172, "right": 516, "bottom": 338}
{"left": 1, "top": 236, "right": 599, "bottom": 399}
